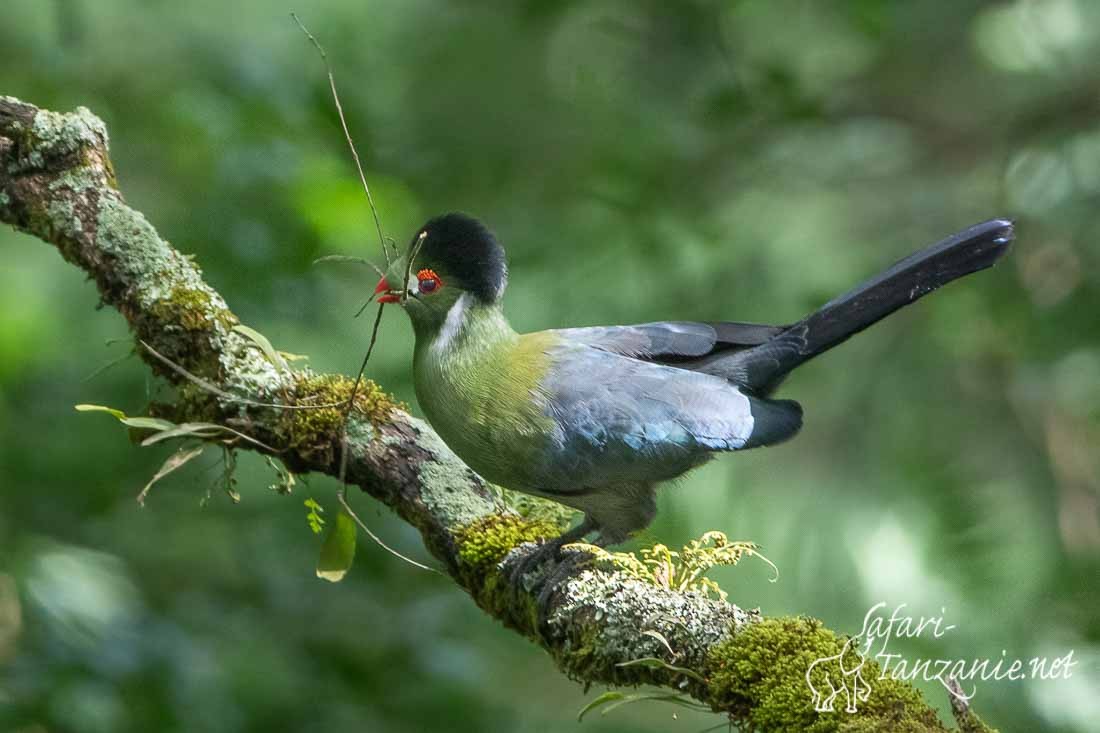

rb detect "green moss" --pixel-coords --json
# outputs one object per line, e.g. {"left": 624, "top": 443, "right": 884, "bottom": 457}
{"left": 103, "top": 156, "right": 119, "bottom": 189}
{"left": 452, "top": 514, "right": 557, "bottom": 635}
{"left": 556, "top": 621, "right": 604, "bottom": 681}
{"left": 140, "top": 283, "right": 237, "bottom": 379}
{"left": 278, "top": 372, "right": 399, "bottom": 464}
{"left": 705, "top": 617, "right": 948, "bottom": 733}
{"left": 455, "top": 514, "right": 556, "bottom": 571}
{"left": 150, "top": 285, "right": 225, "bottom": 331}
{"left": 149, "top": 385, "right": 222, "bottom": 426}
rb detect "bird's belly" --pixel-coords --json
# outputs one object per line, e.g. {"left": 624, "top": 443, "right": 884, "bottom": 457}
{"left": 424, "top": 402, "right": 547, "bottom": 488}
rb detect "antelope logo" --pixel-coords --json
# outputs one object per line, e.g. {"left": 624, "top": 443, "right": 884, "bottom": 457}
{"left": 806, "top": 635, "right": 872, "bottom": 713}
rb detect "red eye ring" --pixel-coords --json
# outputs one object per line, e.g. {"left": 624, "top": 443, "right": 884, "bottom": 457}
{"left": 416, "top": 268, "right": 443, "bottom": 294}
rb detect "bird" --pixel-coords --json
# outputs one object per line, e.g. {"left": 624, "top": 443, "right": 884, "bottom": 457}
{"left": 372, "top": 213, "right": 1013, "bottom": 579}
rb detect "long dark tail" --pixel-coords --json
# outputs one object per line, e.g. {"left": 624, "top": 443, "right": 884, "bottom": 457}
{"left": 719, "top": 218, "right": 1014, "bottom": 395}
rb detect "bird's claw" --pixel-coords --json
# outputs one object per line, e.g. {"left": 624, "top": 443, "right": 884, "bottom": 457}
{"left": 533, "top": 547, "right": 593, "bottom": 618}
{"left": 503, "top": 537, "right": 566, "bottom": 590}
{"left": 502, "top": 539, "right": 596, "bottom": 633}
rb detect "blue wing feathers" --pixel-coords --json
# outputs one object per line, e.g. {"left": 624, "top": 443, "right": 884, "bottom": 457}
{"left": 536, "top": 341, "right": 758, "bottom": 491}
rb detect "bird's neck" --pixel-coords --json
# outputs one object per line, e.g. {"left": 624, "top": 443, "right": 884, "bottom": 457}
{"left": 413, "top": 293, "right": 516, "bottom": 364}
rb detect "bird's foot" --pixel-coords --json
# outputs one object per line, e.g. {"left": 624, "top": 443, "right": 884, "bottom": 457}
{"left": 502, "top": 518, "right": 596, "bottom": 590}
{"left": 533, "top": 545, "right": 595, "bottom": 618}
{"left": 503, "top": 535, "right": 569, "bottom": 590}
{"left": 501, "top": 519, "right": 600, "bottom": 632}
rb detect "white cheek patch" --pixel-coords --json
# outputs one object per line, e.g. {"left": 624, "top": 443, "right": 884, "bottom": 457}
{"left": 431, "top": 292, "right": 471, "bottom": 355}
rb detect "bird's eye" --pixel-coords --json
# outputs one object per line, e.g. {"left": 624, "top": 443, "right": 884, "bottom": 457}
{"left": 416, "top": 268, "right": 442, "bottom": 294}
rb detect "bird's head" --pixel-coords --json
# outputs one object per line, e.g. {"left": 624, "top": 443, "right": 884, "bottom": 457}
{"left": 374, "top": 213, "right": 508, "bottom": 334}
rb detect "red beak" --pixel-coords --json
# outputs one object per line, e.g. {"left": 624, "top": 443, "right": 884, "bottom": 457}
{"left": 374, "top": 277, "right": 400, "bottom": 303}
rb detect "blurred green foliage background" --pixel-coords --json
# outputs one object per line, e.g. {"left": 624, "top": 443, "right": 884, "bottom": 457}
{"left": 2, "top": 1, "right": 1098, "bottom": 731}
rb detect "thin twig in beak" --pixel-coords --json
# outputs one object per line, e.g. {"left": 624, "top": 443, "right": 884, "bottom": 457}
{"left": 292, "top": 13, "right": 390, "bottom": 266}
{"left": 384, "top": 236, "right": 400, "bottom": 261}
{"left": 354, "top": 295, "right": 376, "bottom": 318}
{"left": 312, "top": 255, "right": 388, "bottom": 280}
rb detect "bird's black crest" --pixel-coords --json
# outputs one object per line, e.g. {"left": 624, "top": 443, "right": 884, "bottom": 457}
{"left": 413, "top": 213, "right": 508, "bottom": 302}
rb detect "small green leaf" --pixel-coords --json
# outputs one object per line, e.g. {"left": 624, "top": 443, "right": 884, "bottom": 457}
{"left": 143, "top": 421, "right": 276, "bottom": 452}
{"left": 615, "top": 657, "right": 706, "bottom": 683}
{"left": 646, "top": 694, "right": 710, "bottom": 712}
{"left": 76, "top": 404, "right": 177, "bottom": 432}
{"left": 642, "top": 629, "right": 676, "bottom": 657}
{"left": 312, "top": 254, "right": 376, "bottom": 267}
{"left": 316, "top": 507, "right": 356, "bottom": 582}
{"left": 577, "top": 691, "right": 706, "bottom": 721}
{"left": 304, "top": 498, "right": 325, "bottom": 533}
{"left": 122, "top": 416, "right": 178, "bottom": 432}
{"left": 601, "top": 693, "right": 708, "bottom": 717}
{"left": 140, "top": 422, "right": 226, "bottom": 446}
{"left": 266, "top": 456, "right": 296, "bottom": 494}
{"left": 577, "top": 692, "right": 626, "bottom": 722}
{"left": 221, "top": 447, "right": 240, "bottom": 503}
{"left": 137, "top": 444, "right": 206, "bottom": 506}
{"left": 75, "top": 404, "right": 126, "bottom": 419}
{"left": 233, "top": 324, "right": 289, "bottom": 372}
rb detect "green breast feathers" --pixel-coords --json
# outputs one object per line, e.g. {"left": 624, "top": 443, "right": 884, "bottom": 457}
{"left": 413, "top": 296, "right": 558, "bottom": 489}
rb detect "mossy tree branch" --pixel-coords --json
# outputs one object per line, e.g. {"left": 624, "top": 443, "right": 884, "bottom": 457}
{"left": 0, "top": 96, "right": 994, "bottom": 733}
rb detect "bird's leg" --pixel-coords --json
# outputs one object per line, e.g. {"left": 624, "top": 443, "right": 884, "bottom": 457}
{"left": 503, "top": 516, "right": 596, "bottom": 590}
